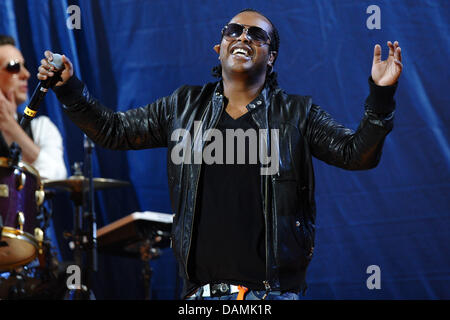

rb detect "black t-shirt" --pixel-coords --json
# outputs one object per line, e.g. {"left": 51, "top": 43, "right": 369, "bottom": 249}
{"left": 191, "top": 109, "right": 266, "bottom": 290}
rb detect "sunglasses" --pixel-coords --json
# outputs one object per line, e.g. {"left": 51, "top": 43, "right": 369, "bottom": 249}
{"left": 4, "top": 59, "right": 27, "bottom": 74}
{"left": 221, "top": 23, "right": 271, "bottom": 46}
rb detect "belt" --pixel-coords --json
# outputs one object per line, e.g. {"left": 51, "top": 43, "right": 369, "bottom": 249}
{"left": 199, "top": 283, "right": 245, "bottom": 298}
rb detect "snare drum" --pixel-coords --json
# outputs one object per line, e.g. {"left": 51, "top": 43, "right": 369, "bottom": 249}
{"left": 0, "top": 157, "right": 45, "bottom": 270}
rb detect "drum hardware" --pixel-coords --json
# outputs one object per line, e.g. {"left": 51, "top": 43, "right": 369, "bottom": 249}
{"left": 34, "top": 228, "right": 44, "bottom": 255}
{"left": 96, "top": 211, "right": 173, "bottom": 299}
{"left": 14, "top": 168, "right": 26, "bottom": 191}
{"left": 17, "top": 211, "right": 25, "bottom": 231}
{"left": 35, "top": 207, "right": 48, "bottom": 233}
{"left": 35, "top": 189, "right": 45, "bottom": 206}
{"left": 43, "top": 157, "right": 131, "bottom": 300}
{"left": 43, "top": 176, "right": 130, "bottom": 193}
{"left": 37, "top": 190, "right": 54, "bottom": 233}
{"left": 140, "top": 238, "right": 160, "bottom": 300}
{"left": 83, "top": 134, "right": 96, "bottom": 294}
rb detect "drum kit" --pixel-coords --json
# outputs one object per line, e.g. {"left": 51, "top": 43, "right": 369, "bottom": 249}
{"left": 0, "top": 156, "right": 131, "bottom": 299}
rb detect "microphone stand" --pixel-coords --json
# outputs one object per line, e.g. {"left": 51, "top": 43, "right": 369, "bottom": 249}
{"left": 83, "top": 134, "right": 97, "bottom": 300}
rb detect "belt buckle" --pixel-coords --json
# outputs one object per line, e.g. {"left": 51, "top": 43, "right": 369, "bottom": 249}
{"left": 210, "top": 283, "right": 230, "bottom": 297}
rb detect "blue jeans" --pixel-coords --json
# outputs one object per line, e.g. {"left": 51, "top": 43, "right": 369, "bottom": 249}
{"left": 186, "top": 289, "right": 301, "bottom": 300}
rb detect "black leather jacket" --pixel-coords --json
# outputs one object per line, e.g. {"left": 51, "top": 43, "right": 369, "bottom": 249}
{"left": 54, "top": 76, "right": 397, "bottom": 298}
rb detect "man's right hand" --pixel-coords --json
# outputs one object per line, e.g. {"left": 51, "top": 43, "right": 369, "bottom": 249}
{"left": 37, "top": 50, "right": 73, "bottom": 86}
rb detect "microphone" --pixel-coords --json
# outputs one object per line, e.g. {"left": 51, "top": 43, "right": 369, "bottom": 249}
{"left": 19, "top": 53, "right": 65, "bottom": 128}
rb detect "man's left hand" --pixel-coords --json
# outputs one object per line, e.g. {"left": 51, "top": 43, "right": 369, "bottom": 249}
{"left": 371, "top": 41, "right": 403, "bottom": 86}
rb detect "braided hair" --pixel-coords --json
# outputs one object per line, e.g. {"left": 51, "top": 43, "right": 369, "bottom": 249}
{"left": 212, "top": 9, "right": 280, "bottom": 91}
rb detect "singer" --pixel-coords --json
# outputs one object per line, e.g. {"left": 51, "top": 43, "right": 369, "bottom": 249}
{"left": 37, "top": 9, "right": 402, "bottom": 300}
{"left": 0, "top": 35, "right": 66, "bottom": 180}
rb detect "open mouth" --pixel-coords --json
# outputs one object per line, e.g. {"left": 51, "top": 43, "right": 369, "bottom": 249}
{"left": 230, "top": 45, "right": 253, "bottom": 58}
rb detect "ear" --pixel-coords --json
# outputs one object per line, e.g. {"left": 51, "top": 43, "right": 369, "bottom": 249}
{"left": 268, "top": 51, "right": 277, "bottom": 67}
{"left": 213, "top": 44, "right": 221, "bottom": 55}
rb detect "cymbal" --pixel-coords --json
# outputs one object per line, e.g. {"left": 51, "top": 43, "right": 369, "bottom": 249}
{"left": 43, "top": 175, "right": 130, "bottom": 193}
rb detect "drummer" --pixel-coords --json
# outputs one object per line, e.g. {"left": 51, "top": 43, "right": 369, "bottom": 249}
{"left": 0, "top": 35, "right": 67, "bottom": 269}
{"left": 0, "top": 35, "right": 66, "bottom": 180}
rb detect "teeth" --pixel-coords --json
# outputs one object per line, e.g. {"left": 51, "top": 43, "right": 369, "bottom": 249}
{"left": 232, "top": 48, "right": 249, "bottom": 56}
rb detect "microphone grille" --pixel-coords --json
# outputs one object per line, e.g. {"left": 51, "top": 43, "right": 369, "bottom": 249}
{"left": 50, "top": 54, "right": 64, "bottom": 69}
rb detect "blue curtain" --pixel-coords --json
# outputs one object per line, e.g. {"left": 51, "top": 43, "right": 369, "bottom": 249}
{"left": 0, "top": 0, "right": 448, "bottom": 299}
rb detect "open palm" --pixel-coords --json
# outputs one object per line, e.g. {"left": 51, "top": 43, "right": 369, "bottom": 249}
{"left": 372, "top": 41, "right": 403, "bottom": 86}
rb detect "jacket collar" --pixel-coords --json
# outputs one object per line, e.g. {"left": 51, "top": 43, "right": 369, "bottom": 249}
{"left": 211, "top": 80, "right": 273, "bottom": 119}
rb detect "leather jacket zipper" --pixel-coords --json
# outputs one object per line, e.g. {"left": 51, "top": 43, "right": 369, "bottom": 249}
{"left": 262, "top": 280, "right": 271, "bottom": 300}
{"left": 184, "top": 96, "right": 224, "bottom": 280}
{"left": 262, "top": 131, "right": 272, "bottom": 296}
{"left": 249, "top": 107, "right": 272, "bottom": 296}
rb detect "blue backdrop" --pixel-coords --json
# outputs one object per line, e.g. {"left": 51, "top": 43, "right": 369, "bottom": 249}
{"left": 0, "top": 0, "right": 448, "bottom": 299}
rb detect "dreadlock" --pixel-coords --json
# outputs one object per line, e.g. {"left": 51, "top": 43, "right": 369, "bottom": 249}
{"left": 211, "top": 9, "right": 280, "bottom": 92}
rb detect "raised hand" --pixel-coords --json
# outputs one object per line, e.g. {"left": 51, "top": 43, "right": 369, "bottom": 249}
{"left": 371, "top": 41, "right": 403, "bottom": 86}
{"left": 37, "top": 50, "right": 74, "bottom": 86}
{"left": 0, "top": 89, "right": 17, "bottom": 131}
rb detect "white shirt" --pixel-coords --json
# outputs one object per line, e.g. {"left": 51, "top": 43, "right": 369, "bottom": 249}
{"left": 30, "top": 115, "right": 67, "bottom": 180}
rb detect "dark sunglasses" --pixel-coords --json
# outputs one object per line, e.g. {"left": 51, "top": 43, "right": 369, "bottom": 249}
{"left": 221, "top": 23, "right": 271, "bottom": 46}
{"left": 4, "top": 59, "right": 27, "bottom": 74}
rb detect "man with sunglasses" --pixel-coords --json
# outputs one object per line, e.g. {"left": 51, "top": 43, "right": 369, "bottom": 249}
{"left": 38, "top": 9, "right": 402, "bottom": 300}
{"left": 0, "top": 35, "right": 66, "bottom": 180}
